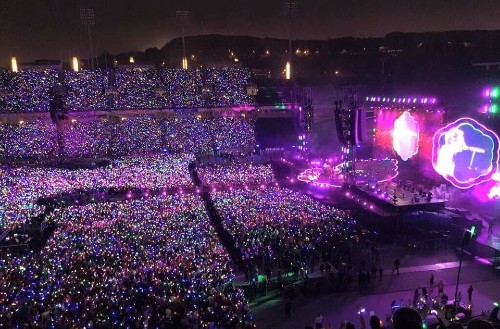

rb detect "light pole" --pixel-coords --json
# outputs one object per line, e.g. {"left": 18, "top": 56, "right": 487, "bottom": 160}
{"left": 80, "top": 8, "right": 95, "bottom": 70}
{"left": 283, "top": 2, "right": 297, "bottom": 80}
{"left": 454, "top": 226, "right": 475, "bottom": 314}
{"left": 176, "top": 10, "right": 190, "bottom": 70}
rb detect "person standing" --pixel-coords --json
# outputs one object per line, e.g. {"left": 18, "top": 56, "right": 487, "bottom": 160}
{"left": 422, "top": 287, "right": 428, "bottom": 302}
{"left": 314, "top": 313, "right": 324, "bottom": 329}
{"left": 392, "top": 259, "right": 400, "bottom": 275}
{"left": 488, "top": 217, "right": 495, "bottom": 235}
{"left": 467, "top": 285, "right": 473, "bottom": 303}
{"left": 438, "top": 280, "right": 444, "bottom": 298}
{"left": 429, "top": 273, "right": 435, "bottom": 296}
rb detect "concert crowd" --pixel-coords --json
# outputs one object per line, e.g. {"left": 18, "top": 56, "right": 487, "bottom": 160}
{"left": 0, "top": 116, "right": 255, "bottom": 160}
{"left": 0, "top": 68, "right": 253, "bottom": 112}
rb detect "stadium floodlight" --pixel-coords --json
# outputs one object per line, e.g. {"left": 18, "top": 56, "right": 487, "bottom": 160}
{"left": 11, "top": 57, "right": 18, "bottom": 73}
{"left": 176, "top": 10, "right": 190, "bottom": 70}
{"left": 72, "top": 57, "right": 79, "bottom": 72}
{"left": 80, "top": 8, "right": 96, "bottom": 70}
{"left": 285, "top": 61, "right": 291, "bottom": 80}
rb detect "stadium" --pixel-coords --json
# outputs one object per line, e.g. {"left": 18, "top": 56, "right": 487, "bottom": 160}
{"left": 1, "top": 3, "right": 500, "bottom": 329}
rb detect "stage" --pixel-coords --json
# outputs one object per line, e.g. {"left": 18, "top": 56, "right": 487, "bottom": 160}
{"left": 348, "top": 181, "right": 448, "bottom": 216}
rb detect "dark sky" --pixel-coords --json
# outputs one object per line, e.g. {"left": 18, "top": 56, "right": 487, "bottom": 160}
{"left": 1, "top": 0, "right": 499, "bottom": 66}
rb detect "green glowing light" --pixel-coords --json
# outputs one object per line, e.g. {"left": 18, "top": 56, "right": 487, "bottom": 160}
{"left": 492, "top": 88, "right": 500, "bottom": 99}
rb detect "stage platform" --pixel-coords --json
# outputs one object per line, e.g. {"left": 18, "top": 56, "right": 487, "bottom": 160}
{"left": 347, "top": 184, "right": 448, "bottom": 216}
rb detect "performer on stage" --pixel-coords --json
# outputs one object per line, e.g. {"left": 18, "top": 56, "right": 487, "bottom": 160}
{"left": 435, "top": 127, "right": 486, "bottom": 181}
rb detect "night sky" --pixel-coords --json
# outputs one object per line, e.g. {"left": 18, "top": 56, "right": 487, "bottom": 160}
{"left": 0, "top": 0, "right": 499, "bottom": 66}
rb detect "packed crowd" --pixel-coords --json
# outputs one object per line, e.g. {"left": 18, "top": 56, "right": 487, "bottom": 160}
{"left": 0, "top": 117, "right": 256, "bottom": 160}
{"left": 110, "top": 117, "right": 164, "bottom": 156}
{"left": 64, "top": 70, "right": 108, "bottom": 111}
{"left": 205, "top": 69, "right": 253, "bottom": 107}
{"left": 211, "top": 187, "right": 361, "bottom": 275}
{"left": 114, "top": 68, "right": 166, "bottom": 109}
{"left": 63, "top": 120, "right": 113, "bottom": 158}
{"left": 161, "top": 69, "right": 204, "bottom": 108}
{"left": 162, "top": 117, "right": 213, "bottom": 154}
{"left": 197, "top": 163, "right": 275, "bottom": 186}
{"left": 0, "top": 68, "right": 253, "bottom": 112}
{"left": 0, "top": 194, "right": 253, "bottom": 328}
{"left": 212, "top": 118, "right": 256, "bottom": 153}
{"left": 0, "top": 121, "right": 59, "bottom": 160}
{"left": 0, "top": 69, "right": 9, "bottom": 89}
{"left": 2, "top": 69, "right": 59, "bottom": 112}
{"left": 0, "top": 154, "right": 195, "bottom": 230}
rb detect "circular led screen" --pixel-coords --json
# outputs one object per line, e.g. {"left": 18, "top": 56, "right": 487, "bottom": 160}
{"left": 432, "top": 118, "right": 499, "bottom": 189}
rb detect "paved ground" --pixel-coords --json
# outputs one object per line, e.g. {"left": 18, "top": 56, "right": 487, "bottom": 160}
{"left": 251, "top": 247, "right": 500, "bottom": 329}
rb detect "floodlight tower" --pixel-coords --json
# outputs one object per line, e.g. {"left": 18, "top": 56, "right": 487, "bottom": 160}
{"left": 283, "top": 2, "right": 297, "bottom": 80}
{"left": 176, "top": 10, "right": 190, "bottom": 70}
{"left": 80, "top": 8, "right": 95, "bottom": 70}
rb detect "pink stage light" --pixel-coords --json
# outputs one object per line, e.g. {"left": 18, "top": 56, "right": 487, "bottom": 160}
{"left": 432, "top": 118, "right": 500, "bottom": 189}
{"left": 392, "top": 111, "right": 419, "bottom": 161}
